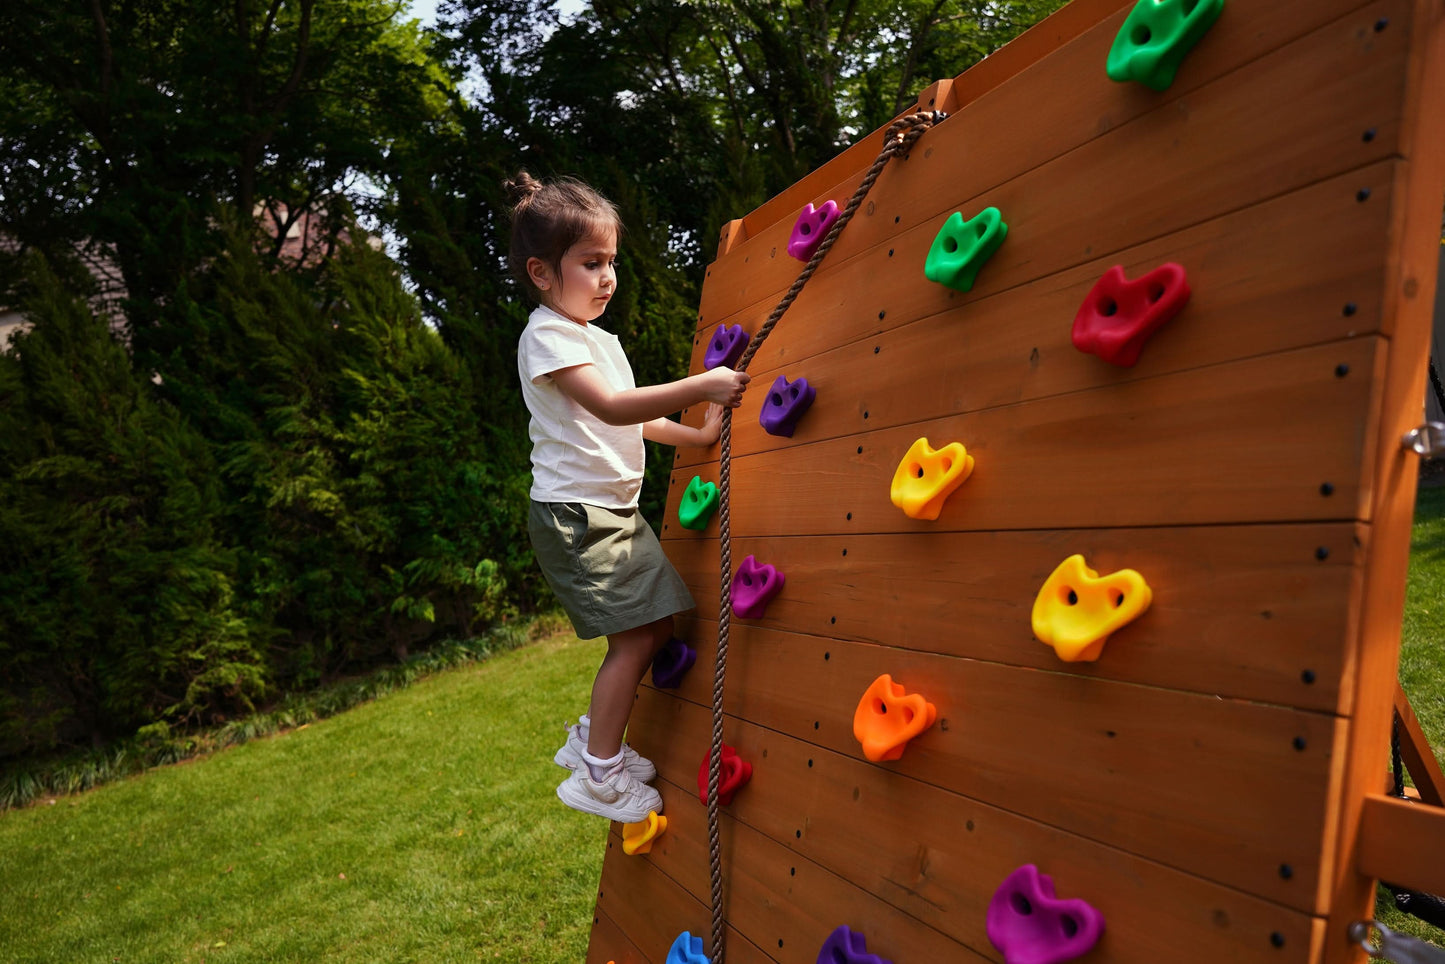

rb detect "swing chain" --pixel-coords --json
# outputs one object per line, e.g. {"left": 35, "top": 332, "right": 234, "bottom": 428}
{"left": 1349, "top": 921, "right": 1445, "bottom": 963}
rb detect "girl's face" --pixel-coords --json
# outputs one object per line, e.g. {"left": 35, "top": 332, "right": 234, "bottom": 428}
{"left": 531, "top": 232, "right": 618, "bottom": 324}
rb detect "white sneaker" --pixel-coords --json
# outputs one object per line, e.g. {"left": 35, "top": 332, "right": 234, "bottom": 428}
{"left": 556, "top": 762, "right": 663, "bottom": 823}
{"left": 552, "top": 723, "right": 657, "bottom": 783}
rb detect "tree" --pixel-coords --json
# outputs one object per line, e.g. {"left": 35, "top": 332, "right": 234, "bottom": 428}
{"left": 0, "top": 0, "right": 453, "bottom": 335}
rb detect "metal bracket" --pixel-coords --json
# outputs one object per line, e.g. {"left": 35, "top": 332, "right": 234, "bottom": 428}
{"left": 1402, "top": 422, "right": 1445, "bottom": 457}
{"left": 1349, "top": 921, "right": 1445, "bottom": 963}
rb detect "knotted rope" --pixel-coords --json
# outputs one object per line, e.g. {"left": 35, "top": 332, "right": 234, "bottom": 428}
{"left": 704, "top": 109, "right": 945, "bottom": 964}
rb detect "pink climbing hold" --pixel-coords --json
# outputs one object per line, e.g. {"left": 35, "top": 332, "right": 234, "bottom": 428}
{"left": 731, "top": 554, "right": 784, "bottom": 619}
{"left": 787, "top": 200, "right": 841, "bottom": 262}
{"left": 986, "top": 864, "right": 1105, "bottom": 964}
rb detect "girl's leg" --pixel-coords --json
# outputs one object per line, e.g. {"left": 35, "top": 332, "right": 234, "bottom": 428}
{"left": 586, "top": 615, "right": 673, "bottom": 760}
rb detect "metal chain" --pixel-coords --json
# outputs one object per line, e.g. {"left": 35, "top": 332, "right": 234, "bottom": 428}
{"left": 704, "top": 109, "right": 946, "bottom": 964}
{"left": 1393, "top": 713, "right": 1406, "bottom": 798}
{"left": 1349, "top": 921, "right": 1445, "bottom": 963}
{"left": 1429, "top": 359, "right": 1445, "bottom": 418}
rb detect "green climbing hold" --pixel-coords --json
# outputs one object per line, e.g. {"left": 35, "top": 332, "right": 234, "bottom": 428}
{"left": 678, "top": 475, "right": 719, "bottom": 530}
{"left": 924, "top": 207, "right": 1008, "bottom": 294}
{"left": 1106, "top": 0, "right": 1226, "bottom": 92}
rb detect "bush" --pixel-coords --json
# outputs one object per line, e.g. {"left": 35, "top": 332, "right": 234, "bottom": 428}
{"left": 0, "top": 236, "right": 534, "bottom": 759}
{"left": 0, "top": 254, "right": 263, "bottom": 753}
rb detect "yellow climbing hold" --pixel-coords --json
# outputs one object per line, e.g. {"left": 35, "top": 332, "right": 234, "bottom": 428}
{"left": 889, "top": 437, "right": 975, "bottom": 520}
{"left": 622, "top": 810, "right": 667, "bottom": 855}
{"left": 1031, "top": 554, "right": 1152, "bottom": 662}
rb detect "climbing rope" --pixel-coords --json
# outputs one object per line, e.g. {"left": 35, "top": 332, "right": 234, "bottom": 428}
{"left": 704, "top": 108, "right": 946, "bottom": 964}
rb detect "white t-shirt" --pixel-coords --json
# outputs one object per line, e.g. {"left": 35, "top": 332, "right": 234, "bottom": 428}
{"left": 517, "top": 305, "right": 645, "bottom": 508}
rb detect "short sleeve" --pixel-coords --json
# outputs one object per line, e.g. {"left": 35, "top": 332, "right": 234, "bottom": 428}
{"left": 520, "top": 319, "right": 594, "bottom": 385}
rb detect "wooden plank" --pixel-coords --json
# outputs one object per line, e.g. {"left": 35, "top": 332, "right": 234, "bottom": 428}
{"left": 645, "top": 622, "right": 1343, "bottom": 912}
{"left": 1322, "top": 3, "right": 1445, "bottom": 956}
{"left": 1356, "top": 793, "right": 1445, "bottom": 897}
{"left": 592, "top": 835, "right": 776, "bottom": 964}
{"left": 665, "top": 338, "right": 1381, "bottom": 536}
{"left": 626, "top": 693, "right": 1319, "bottom": 964}
{"left": 673, "top": 163, "right": 1398, "bottom": 471}
{"left": 606, "top": 774, "right": 994, "bottom": 964}
{"left": 588, "top": 907, "right": 653, "bottom": 964}
{"left": 656, "top": 524, "right": 1362, "bottom": 714}
{"left": 1395, "top": 681, "right": 1445, "bottom": 806}
{"left": 732, "top": 0, "right": 1133, "bottom": 240}
{"left": 698, "top": 0, "right": 1396, "bottom": 330}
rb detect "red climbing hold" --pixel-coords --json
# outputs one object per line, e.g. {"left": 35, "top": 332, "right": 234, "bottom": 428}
{"left": 697, "top": 743, "right": 752, "bottom": 806}
{"left": 1071, "top": 263, "right": 1190, "bottom": 367}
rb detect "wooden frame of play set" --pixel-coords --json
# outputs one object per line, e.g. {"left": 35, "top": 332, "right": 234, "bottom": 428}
{"left": 585, "top": 0, "right": 1445, "bottom": 962}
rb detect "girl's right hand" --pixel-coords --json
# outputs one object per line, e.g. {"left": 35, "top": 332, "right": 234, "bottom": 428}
{"left": 698, "top": 366, "right": 751, "bottom": 407}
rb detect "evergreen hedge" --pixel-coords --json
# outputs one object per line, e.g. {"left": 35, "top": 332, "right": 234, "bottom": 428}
{"left": 0, "top": 236, "right": 532, "bottom": 758}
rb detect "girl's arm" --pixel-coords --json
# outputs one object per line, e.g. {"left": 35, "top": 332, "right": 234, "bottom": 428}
{"left": 551, "top": 364, "right": 749, "bottom": 426}
{"left": 643, "top": 403, "right": 725, "bottom": 448}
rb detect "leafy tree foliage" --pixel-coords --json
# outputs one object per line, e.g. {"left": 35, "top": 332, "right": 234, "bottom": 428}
{"left": 0, "top": 0, "right": 450, "bottom": 324}
{"left": 0, "top": 0, "right": 1076, "bottom": 760}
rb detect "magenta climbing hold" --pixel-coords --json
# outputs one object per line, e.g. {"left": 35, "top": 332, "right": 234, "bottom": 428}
{"left": 788, "top": 200, "right": 841, "bottom": 262}
{"left": 817, "top": 925, "right": 893, "bottom": 964}
{"left": 759, "top": 374, "right": 816, "bottom": 437}
{"left": 1071, "top": 263, "right": 1190, "bottom": 367}
{"left": 732, "top": 554, "right": 784, "bottom": 619}
{"left": 986, "top": 864, "right": 1105, "bottom": 964}
{"left": 651, "top": 637, "right": 696, "bottom": 689}
{"left": 703, "top": 323, "right": 749, "bottom": 370}
{"left": 665, "top": 931, "right": 708, "bottom": 964}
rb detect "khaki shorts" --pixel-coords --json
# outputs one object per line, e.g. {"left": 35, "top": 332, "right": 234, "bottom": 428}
{"left": 528, "top": 501, "right": 695, "bottom": 640}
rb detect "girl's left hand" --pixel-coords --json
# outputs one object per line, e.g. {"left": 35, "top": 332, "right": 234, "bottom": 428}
{"left": 700, "top": 403, "right": 725, "bottom": 445}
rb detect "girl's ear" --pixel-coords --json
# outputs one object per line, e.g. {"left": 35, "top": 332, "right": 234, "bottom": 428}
{"left": 526, "top": 256, "right": 553, "bottom": 291}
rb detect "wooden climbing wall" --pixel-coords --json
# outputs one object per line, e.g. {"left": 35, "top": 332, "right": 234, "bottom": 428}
{"left": 587, "top": 0, "right": 1445, "bottom": 962}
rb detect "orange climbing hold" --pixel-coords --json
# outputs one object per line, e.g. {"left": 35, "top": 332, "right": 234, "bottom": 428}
{"left": 622, "top": 810, "right": 667, "bottom": 855}
{"left": 889, "top": 437, "right": 975, "bottom": 520}
{"left": 853, "top": 674, "right": 938, "bottom": 762}
{"left": 1031, "top": 554, "right": 1152, "bottom": 662}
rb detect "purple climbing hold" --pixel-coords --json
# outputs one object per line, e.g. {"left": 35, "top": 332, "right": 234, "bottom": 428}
{"left": 732, "top": 555, "right": 784, "bottom": 620}
{"left": 986, "top": 864, "right": 1105, "bottom": 964}
{"left": 703, "top": 323, "right": 749, "bottom": 370}
{"left": 651, "top": 637, "right": 696, "bottom": 689}
{"left": 788, "top": 200, "right": 841, "bottom": 262}
{"left": 817, "top": 925, "right": 893, "bottom": 964}
{"left": 759, "top": 374, "right": 816, "bottom": 438}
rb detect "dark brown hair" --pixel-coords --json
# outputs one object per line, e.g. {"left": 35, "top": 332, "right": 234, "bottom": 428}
{"left": 503, "top": 171, "right": 623, "bottom": 301}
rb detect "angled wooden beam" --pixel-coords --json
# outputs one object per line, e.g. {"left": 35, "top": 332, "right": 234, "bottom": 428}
{"left": 1394, "top": 680, "right": 1445, "bottom": 806}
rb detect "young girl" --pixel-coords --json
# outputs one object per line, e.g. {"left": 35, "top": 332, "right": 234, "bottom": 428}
{"left": 506, "top": 171, "right": 750, "bottom": 823}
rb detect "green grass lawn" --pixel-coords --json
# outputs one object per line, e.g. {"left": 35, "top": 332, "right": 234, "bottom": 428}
{"left": 2, "top": 490, "right": 1443, "bottom": 962}
{"left": 0, "top": 633, "right": 609, "bottom": 964}
{"left": 1399, "top": 485, "right": 1445, "bottom": 753}
{"left": 1377, "top": 484, "right": 1445, "bottom": 945}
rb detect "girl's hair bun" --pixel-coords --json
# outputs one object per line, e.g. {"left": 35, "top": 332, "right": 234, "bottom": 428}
{"left": 503, "top": 171, "right": 622, "bottom": 302}
{"left": 503, "top": 170, "right": 543, "bottom": 211}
